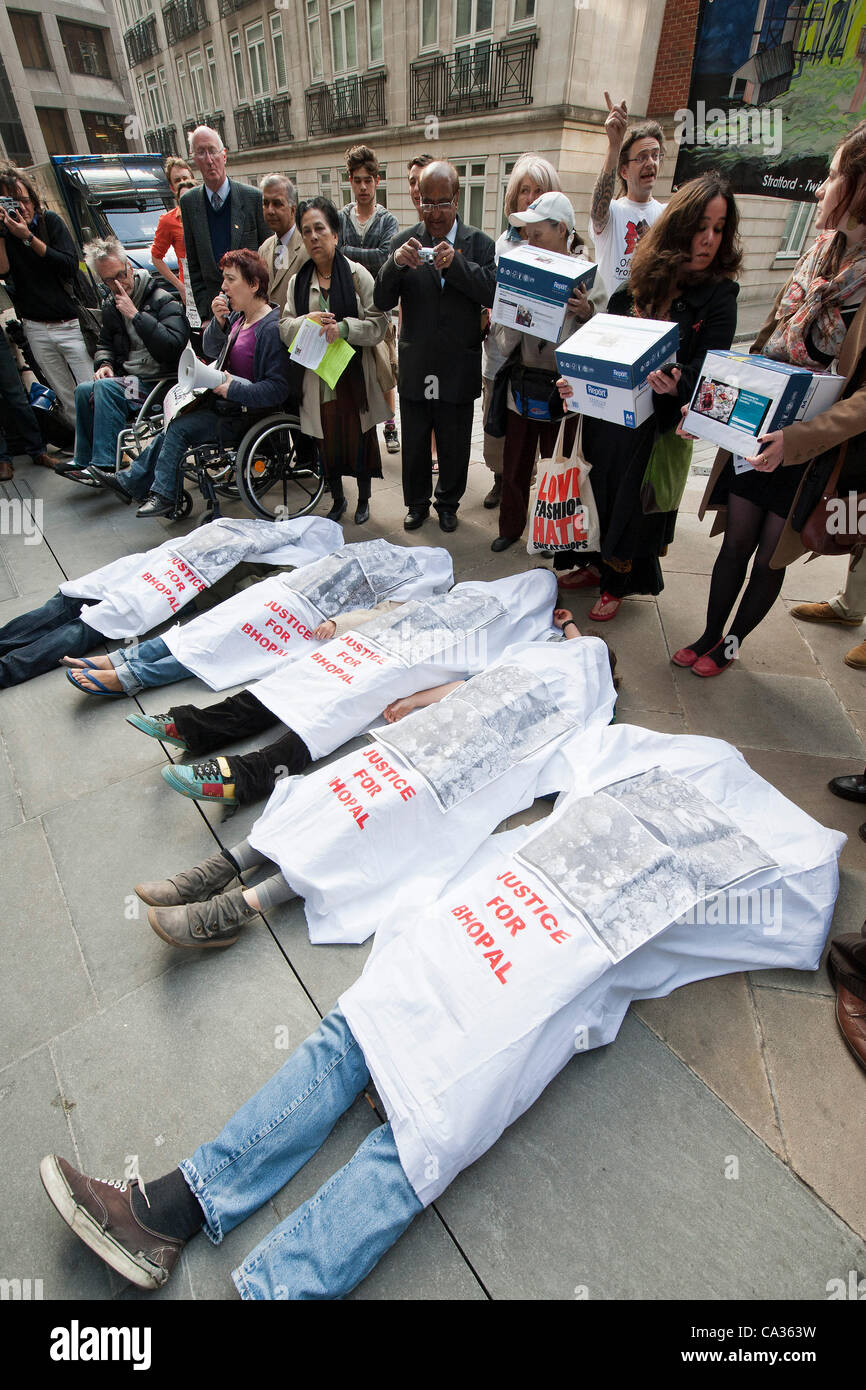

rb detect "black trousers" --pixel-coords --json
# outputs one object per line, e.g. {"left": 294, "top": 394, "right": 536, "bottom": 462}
{"left": 399, "top": 395, "right": 474, "bottom": 513}
{"left": 168, "top": 690, "right": 312, "bottom": 803}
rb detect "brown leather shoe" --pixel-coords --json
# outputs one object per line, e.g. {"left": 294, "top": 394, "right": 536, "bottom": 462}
{"left": 844, "top": 639, "right": 866, "bottom": 670}
{"left": 31, "top": 452, "right": 55, "bottom": 468}
{"left": 790, "top": 601, "right": 862, "bottom": 626}
{"left": 835, "top": 984, "right": 866, "bottom": 1071}
{"left": 0, "top": 459, "right": 12, "bottom": 481}
{"left": 39, "top": 1154, "right": 185, "bottom": 1289}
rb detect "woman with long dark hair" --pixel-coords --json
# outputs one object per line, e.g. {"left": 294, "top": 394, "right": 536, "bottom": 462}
{"left": 557, "top": 173, "right": 742, "bottom": 620}
{"left": 280, "top": 196, "right": 389, "bottom": 526}
{"left": 681, "top": 124, "right": 866, "bottom": 675}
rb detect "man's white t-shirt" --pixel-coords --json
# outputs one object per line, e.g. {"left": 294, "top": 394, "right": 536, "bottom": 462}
{"left": 591, "top": 196, "right": 665, "bottom": 303}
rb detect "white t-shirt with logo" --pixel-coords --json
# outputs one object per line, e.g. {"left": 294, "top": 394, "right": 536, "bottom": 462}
{"left": 248, "top": 636, "right": 617, "bottom": 944}
{"left": 250, "top": 569, "right": 559, "bottom": 760}
{"left": 591, "top": 196, "right": 665, "bottom": 303}
{"left": 341, "top": 723, "right": 844, "bottom": 1206}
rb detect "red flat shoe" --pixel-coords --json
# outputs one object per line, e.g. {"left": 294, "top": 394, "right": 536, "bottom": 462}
{"left": 692, "top": 644, "right": 734, "bottom": 678}
{"left": 672, "top": 646, "right": 699, "bottom": 668}
{"left": 557, "top": 567, "right": 601, "bottom": 591}
{"left": 588, "top": 591, "right": 622, "bottom": 622}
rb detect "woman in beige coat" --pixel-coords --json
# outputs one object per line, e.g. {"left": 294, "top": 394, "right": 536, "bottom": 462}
{"left": 683, "top": 124, "right": 866, "bottom": 677}
{"left": 280, "top": 197, "right": 389, "bottom": 525}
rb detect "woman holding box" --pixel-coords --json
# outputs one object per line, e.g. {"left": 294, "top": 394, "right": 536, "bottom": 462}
{"left": 676, "top": 125, "right": 866, "bottom": 675}
{"left": 490, "top": 193, "right": 604, "bottom": 552}
{"left": 556, "top": 173, "right": 741, "bottom": 620}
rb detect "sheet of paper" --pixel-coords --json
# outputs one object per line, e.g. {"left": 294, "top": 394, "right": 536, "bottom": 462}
{"left": 288, "top": 317, "right": 355, "bottom": 387}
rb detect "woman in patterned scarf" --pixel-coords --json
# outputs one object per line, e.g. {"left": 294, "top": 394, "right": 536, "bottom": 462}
{"left": 682, "top": 122, "right": 866, "bottom": 677}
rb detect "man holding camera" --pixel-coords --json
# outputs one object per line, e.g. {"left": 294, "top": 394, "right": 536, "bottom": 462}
{"left": 374, "top": 161, "right": 495, "bottom": 533}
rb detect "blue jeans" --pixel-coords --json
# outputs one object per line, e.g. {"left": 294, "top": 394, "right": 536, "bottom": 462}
{"left": 108, "top": 635, "right": 189, "bottom": 694}
{"left": 0, "top": 592, "right": 100, "bottom": 686}
{"left": 121, "top": 408, "right": 246, "bottom": 502}
{"left": 72, "top": 379, "right": 142, "bottom": 471}
{"left": 179, "top": 1008, "right": 422, "bottom": 1300}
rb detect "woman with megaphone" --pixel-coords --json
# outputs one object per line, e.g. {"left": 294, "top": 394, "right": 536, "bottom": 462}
{"left": 93, "top": 249, "right": 291, "bottom": 517}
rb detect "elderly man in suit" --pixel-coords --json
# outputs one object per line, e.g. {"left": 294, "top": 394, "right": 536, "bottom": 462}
{"left": 375, "top": 160, "right": 496, "bottom": 533}
{"left": 258, "top": 174, "right": 307, "bottom": 313}
{"left": 181, "top": 126, "right": 269, "bottom": 323}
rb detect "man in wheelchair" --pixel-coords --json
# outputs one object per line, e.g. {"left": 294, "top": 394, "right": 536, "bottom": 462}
{"left": 59, "top": 236, "right": 190, "bottom": 486}
{"left": 93, "top": 249, "right": 291, "bottom": 518}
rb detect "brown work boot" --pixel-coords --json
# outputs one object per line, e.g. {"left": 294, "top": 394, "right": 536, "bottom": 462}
{"left": 790, "top": 601, "right": 862, "bottom": 626}
{"left": 31, "top": 452, "right": 55, "bottom": 468}
{"left": 844, "top": 639, "right": 866, "bottom": 670}
{"left": 136, "top": 850, "right": 240, "bottom": 907}
{"left": 148, "top": 885, "right": 259, "bottom": 949}
{"left": 39, "top": 1154, "right": 185, "bottom": 1289}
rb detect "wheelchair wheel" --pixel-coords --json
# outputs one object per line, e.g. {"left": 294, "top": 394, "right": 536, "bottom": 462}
{"left": 171, "top": 489, "right": 193, "bottom": 521}
{"left": 234, "top": 413, "right": 325, "bottom": 521}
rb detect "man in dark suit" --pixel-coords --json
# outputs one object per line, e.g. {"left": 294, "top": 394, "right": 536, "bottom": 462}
{"left": 181, "top": 126, "right": 269, "bottom": 323}
{"left": 375, "top": 160, "right": 495, "bottom": 533}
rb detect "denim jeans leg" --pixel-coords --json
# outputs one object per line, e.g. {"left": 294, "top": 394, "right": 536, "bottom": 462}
{"left": 179, "top": 1008, "right": 371, "bottom": 1246}
{"left": 122, "top": 433, "right": 163, "bottom": 499}
{"left": 110, "top": 636, "right": 191, "bottom": 693}
{"left": 232, "top": 1121, "right": 422, "bottom": 1300}
{"left": 73, "top": 383, "right": 96, "bottom": 468}
{"left": 90, "top": 379, "right": 137, "bottom": 471}
{"left": 0, "top": 593, "right": 89, "bottom": 657}
{"left": 149, "top": 409, "right": 226, "bottom": 501}
{"left": 0, "top": 610, "right": 101, "bottom": 685}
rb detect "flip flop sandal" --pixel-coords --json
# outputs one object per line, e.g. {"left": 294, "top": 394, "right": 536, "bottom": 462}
{"left": 65, "top": 668, "right": 124, "bottom": 697}
{"left": 59, "top": 656, "right": 98, "bottom": 669}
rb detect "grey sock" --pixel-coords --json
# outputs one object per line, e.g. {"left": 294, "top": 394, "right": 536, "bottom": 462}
{"left": 226, "top": 838, "right": 267, "bottom": 872}
{"left": 252, "top": 871, "right": 295, "bottom": 913}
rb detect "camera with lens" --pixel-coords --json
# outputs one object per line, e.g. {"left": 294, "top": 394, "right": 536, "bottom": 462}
{"left": 0, "top": 196, "right": 21, "bottom": 216}
{"left": 417, "top": 246, "right": 436, "bottom": 263}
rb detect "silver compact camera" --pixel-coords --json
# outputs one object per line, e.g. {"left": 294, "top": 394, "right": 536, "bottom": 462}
{"left": 417, "top": 246, "right": 436, "bottom": 263}
{"left": 0, "top": 197, "right": 21, "bottom": 215}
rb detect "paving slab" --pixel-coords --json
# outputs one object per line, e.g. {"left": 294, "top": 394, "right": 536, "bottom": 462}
{"left": 673, "top": 667, "right": 864, "bottom": 758}
{"left": 740, "top": 748, "right": 866, "bottom": 874}
{"left": 786, "top": 606, "right": 866, "bottom": 725}
{"left": 663, "top": 509, "right": 723, "bottom": 577}
{"left": 435, "top": 1014, "right": 866, "bottom": 1298}
{"left": 0, "top": 817, "right": 98, "bottom": 1070}
{"left": 753, "top": 867, "right": 866, "bottom": 996}
{"left": 754, "top": 987, "right": 866, "bottom": 1239}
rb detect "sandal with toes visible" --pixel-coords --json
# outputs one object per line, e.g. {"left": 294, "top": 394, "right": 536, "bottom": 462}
{"left": 65, "top": 668, "right": 124, "bottom": 697}
{"left": 588, "top": 591, "right": 622, "bottom": 622}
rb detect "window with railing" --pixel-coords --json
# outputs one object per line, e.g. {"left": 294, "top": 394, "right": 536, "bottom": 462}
{"left": 218, "top": 0, "right": 258, "bottom": 17}
{"left": 330, "top": 0, "right": 358, "bottom": 74}
{"left": 122, "top": 17, "right": 160, "bottom": 68}
{"left": 305, "top": 71, "right": 386, "bottom": 136}
{"left": 205, "top": 43, "right": 221, "bottom": 110}
{"left": 409, "top": 32, "right": 537, "bottom": 117}
{"left": 233, "top": 94, "right": 292, "bottom": 149}
{"left": 182, "top": 112, "right": 226, "bottom": 146}
{"left": 145, "top": 125, "right": 178, "bottom": 155}
{"left": 246, "top": 20, "right": 270, "bottom": 99}
{"left": 162, "top": 0, "right": 207, "bottom": 47}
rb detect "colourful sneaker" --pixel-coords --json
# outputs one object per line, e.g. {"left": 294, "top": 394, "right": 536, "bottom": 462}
{"left": 127, "top": 712, "right": 189, "bottom": 750}
{"left": 383, "top": 421, "right": 400, "bottom": 454}
{"left": 162, "top": 758, "right": 237, "bottom": 804}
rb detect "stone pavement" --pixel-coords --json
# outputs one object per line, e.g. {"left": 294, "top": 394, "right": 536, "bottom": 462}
{"left": 0, "top": 421, "right": 864, "bottom": 1304}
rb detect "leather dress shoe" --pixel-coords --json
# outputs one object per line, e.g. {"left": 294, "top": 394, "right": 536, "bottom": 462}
{"left": 136, "top": 493, "right": 174, "bottom": 518}
{"left": 834, "top": 983, "right": 866, "bottom": 1071}
{"left": 438, "top": 509, "right": 458, "bottom": 533}
{"left": 0, "top": 459, "right": 12, "bottom": 481}
{"left": 790, "top": 601, "right": 861, "bottom": 627}
{"left": 403, "top": 508, "right": 429, "bottom": 531}
{"left": 327, "top": 496, "right": 348, "bottom": 522}
{"left": 828, "top": 773, "right": 866, "bottom": 803}
{"left": 491, "top": 535, "right": 518, "bottom": 552}
{"left": 845, "top": 638, "right": 866, "bottom": 670}
{"left": 354, "top": 501, "right": 370, "bottom": 525}
{"left": 483, "top": 477, "right": 501, "bottom": 509}
{"left": 88, "top": 467, "right": 133, "bottom": 504}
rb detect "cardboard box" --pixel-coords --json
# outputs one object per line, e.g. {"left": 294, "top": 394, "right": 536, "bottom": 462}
{"left": 682, "top": 351, "right": 835, "bottom": 457}
{"left": 731, "top": 369, "right": 845, "bottom": 473}
{"left": 491, "top": 243, "right": 597, "bottom": 343}
{"left": 555, "top": 313, "right": 679, "bottom": 428}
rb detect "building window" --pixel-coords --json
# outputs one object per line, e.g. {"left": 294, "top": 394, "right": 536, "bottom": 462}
{"left": 453, "top": 159, "right": 486, "bottom": 228}
{"left": 229, "top": 31, "right": 246, "bottom": 103}
{"left": 189, "top": 49, "right": 207, "bottom": 114}
{"left": 36, "top": 106, "right": 71, "bottom": 155}
{"left": 205, "top": 43, "right": 221, "bottom": 111}
{"left": 499, "top": 155, "right": 516, "bottom": 231}
{"left": 368, "top": 0, "right": 383, "bottom": 65}
{"left": 318, "top": 167, "right": 333, "bottom": 198}
{"left": 158, "top": 65, "right": 172, "bottom": 120}
{"left": 330, "top": 1, "right": 358, "bottom": 74}
{"left": 420, "top": 0, "right": 438, "bottom": 51}
{"left": 9, "top": 11, "right": 51, "bottom": 70}
{"left": 341, "top": 162, "right": 387, "bottom": 208}
{"left": 455, "top": 0, "right": 494, "bottom": 39}
{"left": 777, "top": 202, "right": 816, "bottom": 260}
{"left": 82, "top": 110, "right": 129, "bottom": 154}
{"left": 245, "top": 21, "right": 269, "bottom": 99}
{"left": 145, "top": 70, "right": 166, "bottom": 126}
{"left": 176, "top": 56, "right": 193, "bottom": 117}
{"left": 270, "top": 14, "right": 288, "bottom": 92}
{"left": 307, "top": 1, "right": 324, "bottom": 81}
{"left": 511, "top": 0, "right": 534, "bottom": 25}
{"left": 58, "top": 22, "right": 112, "bottom": 79}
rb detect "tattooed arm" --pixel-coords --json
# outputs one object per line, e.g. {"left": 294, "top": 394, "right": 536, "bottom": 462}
{"left": 591, "top": 91, "right": 628, "bottom": 236}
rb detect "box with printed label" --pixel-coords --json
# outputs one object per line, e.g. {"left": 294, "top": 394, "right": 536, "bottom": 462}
{"left": 554, "top": 314, "right": 679, "bottom": 428}
{"left": 731, "top": 369, "right": 845, "bottom": 473}
{"left": 491, "top": 243, "right": 597, "bottom": 343}
{"left": 683, "top": 351, "right": 827, "bottom": 456}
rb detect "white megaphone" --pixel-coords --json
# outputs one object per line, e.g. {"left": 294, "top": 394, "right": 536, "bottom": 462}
{"left": 178, "top": 344, "right": 226, "bottom": 391}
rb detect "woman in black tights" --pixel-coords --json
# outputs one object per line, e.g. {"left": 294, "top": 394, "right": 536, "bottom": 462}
{"left": 679, "top": 122, "right": 866, "bottom": 677}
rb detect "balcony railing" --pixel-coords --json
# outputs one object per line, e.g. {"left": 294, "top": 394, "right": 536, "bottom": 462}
{"left": 162, "top": 0, "right": 208, "bottom": 46}
{"left": 305, "top": 72, "right": 387, "bottom": 137}
{"left": 182, "top": 112, "right": 226, "bottom": 148}
{"left": 145, "top": 125, "right": 179, "bottom": 156}
{"left": 218, "top": 0, "right": 256, "bottom": 16}
{"left": 124, "top": 17, "right": 160, "bottom": 67}
{"left": 409, "top": 33, "right": 538, "bottom": 119}
{"left": 233, "top": 97, "right": 292, "bottom": 150}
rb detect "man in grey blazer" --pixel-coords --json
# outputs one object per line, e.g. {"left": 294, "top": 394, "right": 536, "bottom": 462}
{"left": 257, "top": 174, "right": 307, "bottom": 314}
{"left": 181, "top": 126, "right": 269, "bottom": 323}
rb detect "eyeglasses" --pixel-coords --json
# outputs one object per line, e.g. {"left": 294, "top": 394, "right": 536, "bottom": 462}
{"left": 101, "top": 271, "right": 129, "bottom": 285}
{"left": 420, "top": 198, "right": 457, "bottom": 211}
{"left": 625, "top": 151, "right": 661, "bottom": 167}
{"left": 193, "top": 148, "right": 223, "bottom": 160}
